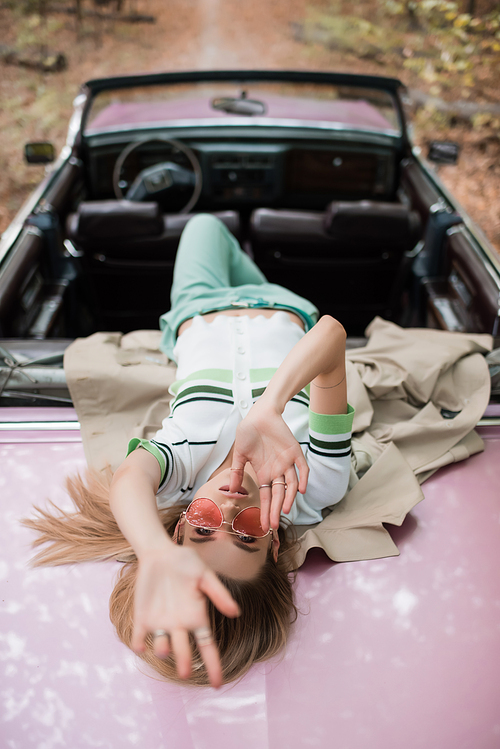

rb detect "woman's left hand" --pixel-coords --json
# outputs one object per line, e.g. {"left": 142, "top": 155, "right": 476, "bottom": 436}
{"left": 229, "top": 399, "right": 309, "bottom": 532}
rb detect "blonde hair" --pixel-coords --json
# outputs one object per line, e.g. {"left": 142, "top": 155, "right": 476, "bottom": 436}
{"left": 22, "top": 469, "right": 298, "bottom": 686}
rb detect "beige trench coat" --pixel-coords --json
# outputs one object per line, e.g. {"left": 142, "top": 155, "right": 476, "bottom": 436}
{"left": 64, "top": 317, "right": 492, "bottom": 568}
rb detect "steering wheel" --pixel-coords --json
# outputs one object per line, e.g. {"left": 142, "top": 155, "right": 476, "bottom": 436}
{"left": 112, "top": 136, "right": 203, "bottom": 214}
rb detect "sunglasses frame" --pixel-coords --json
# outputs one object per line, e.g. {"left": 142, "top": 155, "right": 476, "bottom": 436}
{"left": 182, "top": 497, "right": 272, "bottom": 539}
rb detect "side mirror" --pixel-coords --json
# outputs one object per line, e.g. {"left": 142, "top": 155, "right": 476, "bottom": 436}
{"left": 24, "top": 142, "right": 56, "bottom": 165}
{"left": 427, "top": 140, "right": 460, "bottom": 165}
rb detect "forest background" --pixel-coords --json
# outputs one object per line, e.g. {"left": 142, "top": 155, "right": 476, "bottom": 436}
{"left": 1, "top": 0, "right": 500, "bottom": 255}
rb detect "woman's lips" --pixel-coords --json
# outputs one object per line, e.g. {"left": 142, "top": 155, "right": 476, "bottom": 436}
{"left": 218, "top": 485, "right": 248, "bottom": 497}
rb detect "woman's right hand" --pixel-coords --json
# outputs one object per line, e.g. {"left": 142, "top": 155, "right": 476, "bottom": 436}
{"left": 131, "top": 543, "right": 240, "bottom": 688}
{"left": 230, "top": 399, "right": 309, "bottom": 532}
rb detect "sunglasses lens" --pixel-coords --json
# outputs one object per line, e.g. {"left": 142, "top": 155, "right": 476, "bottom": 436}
{"left": 186, "top": 498, "right": 222, "bottom": 528}
{"left": 233, "top": 507, "right": 266, "bottom": 538}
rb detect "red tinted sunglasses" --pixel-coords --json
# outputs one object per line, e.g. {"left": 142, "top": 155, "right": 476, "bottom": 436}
{"left": 182, "top": 497, "right": 270, "bottom": 539}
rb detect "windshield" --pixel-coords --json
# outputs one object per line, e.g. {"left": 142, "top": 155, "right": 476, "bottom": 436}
{"left": 84, "top": 81, "right": 401, "bottom": 136}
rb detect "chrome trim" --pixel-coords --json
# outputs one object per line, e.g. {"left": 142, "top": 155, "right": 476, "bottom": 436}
{"left": 68, "top": 156, "right": 84, "bottom": 168}
{"left": 0, "top": 366, "right": 67, "bottom": 389}
{"left": 85, "top": 117, "right": 401, "bottom": 139}
{"left": 477, "top": 417, "right": 500, "bottom": 427}
{"left": 66, "top": 93, "right": 87, "bottom": 150}
{"left": 0, "top": 417, "right": 496, "bottom": 431}
{"left": 1, "top": 390, "right": 72, "bottom": 404}
{"left": 63, "top": 239, "right": 84, "bottom": 258}
{"left": 0, "top": 421, "right": 80, "bottom": 431}
{"left": 0, "top": 416, "right": 500, "bottom": 432}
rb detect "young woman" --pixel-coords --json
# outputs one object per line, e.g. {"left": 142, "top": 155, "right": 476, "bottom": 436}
{"left": 26, "top": 214, "right": 354, "bottom": 688}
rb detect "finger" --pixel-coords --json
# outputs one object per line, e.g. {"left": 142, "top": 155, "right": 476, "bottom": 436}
{"left": 270, "top": 477, "right": 286, "bottom": 530}
{"left": 197, "top": 638, "right": 223, "bottom": 689}
{"left": 229, "top": 453, "right": 246, "bottom": 493}
{"left": 152, "top": 632, "right": 170, "bottom": 658}
{"left": 295, "top": 452, "right": 309, "bottom": 495}
{"left": 282, "top": 466, "right": 298, "bottom": 514}
{"left": 171, "top": 629, "right": 193, "bottom": 681}
{"left": 199, "top": 568, "right": 241, "bottom": 618}
{"left": 258, "top": 483, "right": 272, "bottom": 533}
{"left": 131, "top": 622, "right": 148, "bottom": 654}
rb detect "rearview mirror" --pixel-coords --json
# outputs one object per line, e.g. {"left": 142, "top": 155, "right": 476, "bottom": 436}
{"left": 24, "top": 142, "right": 56, "bottom": 165}
{"left": 211, "top": 96, "right": 267, "bottom": 116}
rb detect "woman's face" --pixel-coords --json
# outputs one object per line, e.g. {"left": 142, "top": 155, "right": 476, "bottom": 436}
{"left": 181, "top": 468, "right": 275, "bottom": 581}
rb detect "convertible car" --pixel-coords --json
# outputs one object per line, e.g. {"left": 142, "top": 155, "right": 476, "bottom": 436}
{"left": 1, "top": 70, "right": 499, "bottom": 748}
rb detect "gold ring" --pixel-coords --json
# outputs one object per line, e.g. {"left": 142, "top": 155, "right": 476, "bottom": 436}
{"left": 271, "top": 481, "right": 287, "bottom": 487}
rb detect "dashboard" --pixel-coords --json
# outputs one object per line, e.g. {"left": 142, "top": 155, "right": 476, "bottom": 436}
{"left": 85, "top": 134, "right": 399, "bottom": 210}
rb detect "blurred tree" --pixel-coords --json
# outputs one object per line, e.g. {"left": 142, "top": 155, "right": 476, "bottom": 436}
{"left": 466, "top": 1, "right": 500, "bottom": 14}
{"left": 75, "top": 0, "right": 82, "bottom": 32}
{"left": 405, "top": 0, "right": 421, "bottom": 30}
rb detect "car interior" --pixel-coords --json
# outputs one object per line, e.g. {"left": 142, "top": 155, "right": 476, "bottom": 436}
{"left": 1, "top": 74, "right": 499, "bottom": 405}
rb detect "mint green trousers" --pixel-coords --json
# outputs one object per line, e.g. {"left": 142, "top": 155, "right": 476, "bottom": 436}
{"left": 159, "top": 214, "right": 319, "bottom": 361}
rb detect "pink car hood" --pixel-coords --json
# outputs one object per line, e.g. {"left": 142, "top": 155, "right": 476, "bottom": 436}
{"left": 1, "top": 408, "right": 499, "bottom": 748}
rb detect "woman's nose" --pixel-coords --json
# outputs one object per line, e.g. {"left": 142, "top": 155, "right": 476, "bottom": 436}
{"left": 219, "top": 499, "right": 239, "bottom": 515}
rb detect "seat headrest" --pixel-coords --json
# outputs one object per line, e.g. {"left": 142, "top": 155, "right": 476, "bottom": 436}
{"left": 67, "top": 200, "right": 163, "bottom": 238}
{"left": 324, "top": 201, "right": 421, "bottom": 243}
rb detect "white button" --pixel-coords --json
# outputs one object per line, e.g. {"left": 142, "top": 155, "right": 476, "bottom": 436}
{"left": 237, "top": 347, "right": 246, "bottom": 354}
{"left": 237, "top": 372, "right": 246, "bottom": 380}
{"left": 239, "top": 400, "right": 248, "bottom": 409}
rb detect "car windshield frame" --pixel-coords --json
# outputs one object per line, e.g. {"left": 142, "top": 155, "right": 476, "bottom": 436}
{"left": 79, "top": 69, "right": 408, "bottom": 143}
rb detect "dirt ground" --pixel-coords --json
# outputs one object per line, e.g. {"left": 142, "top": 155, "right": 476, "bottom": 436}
{"left": 1, "top": 0, "right": 499, "bottom": 256}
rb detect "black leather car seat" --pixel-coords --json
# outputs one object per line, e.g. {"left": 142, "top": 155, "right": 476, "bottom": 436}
{"left": 66, "top": 201, "right": 241, "bottom": 260}
{"left": 250, "top": 201, "right": 421, "bottom": 334}
{"left": 65, "top": 201, "right": 240, "bottom": 332}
